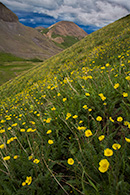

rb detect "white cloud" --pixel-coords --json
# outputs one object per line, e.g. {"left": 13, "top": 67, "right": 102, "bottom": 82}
{"left": 19, "top": 18, "right": 26, "bottom": 22}
{"left": 1, "top": 0, "right": 130, "bottom": 27}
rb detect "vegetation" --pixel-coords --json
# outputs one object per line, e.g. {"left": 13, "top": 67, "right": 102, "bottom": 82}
{"left": 0, "top": 52, "right": 25, "bottom": 62}
{"left": 0, "top": 53, "right": 43, "bottom": 86}
{"left": 62, "top": 36, "right": 79, "bottom": 48}
{"left": 51, "top": 32, "right": 79, "bottom": 49}
{"left": 40, "top": 28, "right": 49, "bottom": 34}
{"left": 0, "top": 15, "right": 130, "bottom": 194}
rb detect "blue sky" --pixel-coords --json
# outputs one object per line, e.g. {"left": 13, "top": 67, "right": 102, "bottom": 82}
{"left": 1, "top": 0, "right": 130, "bottom": 34}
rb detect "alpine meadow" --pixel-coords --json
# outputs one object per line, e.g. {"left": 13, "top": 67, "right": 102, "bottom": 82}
{"left": 0, "top": 14, "right": 130, "bottom": 195}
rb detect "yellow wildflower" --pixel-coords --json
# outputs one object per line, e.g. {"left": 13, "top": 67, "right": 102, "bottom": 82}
{"left": 109, "top": 117, "right": 114, "bottom": 122}
{"left": 114, "top": 83, "right": 119, "bottom": 89}
{"left": 96, "top": 116, "right": 102, "bottom": 121}
{"left": 46, "top": 118, "right": 52, "bottom": 123}
{"left": 48, "top": 140, "right": 54, "bottom": 144}
{"left": 125, "top": 137, "right": 130, "bottom": 143}
{"left": 73, "top": 115, "right": 78, "bottom": 119}
{"left": 27, "top": 128, "right": 33, "bottom": 132}
{"left": 25, "top": 176, "right": 32, "bottom": 185}
{"left": 104, "top": 148, "right": 113, "bottom": 157}
{"left": 7, "top": 139, "right": 11, "bottom": 144}
{"left": 112, "top": 143, "right": 121, "bottom": 150}
{"left": 85, "top": 130, "right": 93, "bottom": 137}
{"left": 12, "top": 123, "right": 18, "bottom": 127}
{"left": 30, "top": 121, "right": 35, "bottom": 125}
{"left": 28, "top": 155, "right": 33, "bottom": 160}
{"left": 63, "top": 98, "right": 67, "bottom": 102}
{"left": 77, "top": 126, "right": 86, "bottom": 130}
{"left": 0, "top": 144, "right": 4, "bottom": 149}
{"left": 98, "top": 159, "right": 110, "bottom": 173}
{"left": 67, "top": 158, "right": 74, "bottom": 165}
{"left": 122, "top": 92, "right": 128, "bottom": 97}
{"left": 0, "top": 120, "right": 5, "bottom": 123}
{"left": 57, "top": 93, "right": 61, "bottom": 96}
{"left": 33, "top": 159, "right": 40, "bottom": 164}
{"left": 0, "top": 129, "right": 5, "bottom": 133}
{"left": 85, "top": 93, "right": 90, "bottom": 96}
{"left": 3, "top": 156, "right": 10, "bottom": 161}
{"left": 20, "top": 129, "right": 25, "bottom": 132}
{"left": 66, "top": 113, "right": 71, "bottom": 120}
{"left": 14, "top": 155, "right": 18, "bottom": 159}
{"left": 46, "top": 130, "right": 52, "bottom": 134}
{"left": 117, "top": 116, "right": 123, "bottom": 122}
{"left": 22, "top": 182, "right": 26, "bottom": 186}
{"left": 124, "top": 121, "right": 129, "bottom": 126}
{"left": 51, "top": 107, "right": 56, "bottom": 111}
{"left": 125, "top": 76, "right": 130, "bottom": 81}
{"left": 83, "top": 105, "right": 88, "bottom": 109}
{"left": 79, "top": 120, "right": 83, "bottom": 124}
{"left": 98, "top": 135, "right": 105, "bottom": 141}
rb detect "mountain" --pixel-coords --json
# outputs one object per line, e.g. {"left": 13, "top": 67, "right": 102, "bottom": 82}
{"left": 47, "top": 21, "right": 87, "bottom": 39}
{"left": 37, "top": 21, "right": 87, "bottom": 48}
{"left": 0, "top": 14, "right": 130, "bottom": 194}
{"left": 1, "top": 14, "right": 129, "bottom": 96}
{"left": 35, "top": 26, "right": 45, "bottom": 32}
{"left": 0, "top": 3, "right": 62, "bottom": 59}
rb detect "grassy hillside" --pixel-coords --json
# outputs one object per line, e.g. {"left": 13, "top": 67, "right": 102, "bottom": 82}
{"left": 0, "top": 53, "right": 43, "bottom": 86}
{"left": 0, "top": 15, "right": 130, "bottom": 194}
{"left": 52, "top": 33, "right": 80, "bottom": 49}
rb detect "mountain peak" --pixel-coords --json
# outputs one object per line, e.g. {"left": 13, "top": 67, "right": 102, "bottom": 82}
{"left": 48, "top": 21, "right": 87, "bottom": 38}
{"left": 0, "top": 2, "right": 18, "bottom": 22}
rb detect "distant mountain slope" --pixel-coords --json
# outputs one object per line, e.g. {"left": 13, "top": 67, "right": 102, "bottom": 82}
{"left": 47, "top": 21, "right": 87, "bottom": 39}
{"left": 1, "top": 14, "right": 129, "bottom": 97}
{"left": 37, "top": 21, "right": 87, "bottom": 48}
{"left": 0, "top": 3, "right": 62, "bottom": 59}
{"left": 0, "top": 2, "right": 18, "bottom": 22}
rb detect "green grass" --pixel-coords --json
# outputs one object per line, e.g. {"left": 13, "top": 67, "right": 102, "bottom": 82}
{"left": 51, "top": 32, "right": 80, "bottom": 49}
{"left": 0, "top": 53, "right": 43, "bottom": 86}
{"left": 40, "top": 28, "right": 49, "bottom": 34}
{"left": 0, "top": 52, "right": 25, "bottom": 62}
{"left": 62, "top": 35, "right": 79, "bottom": 48}
{"left": 0, "top": 15, "right": 130, "bottom": 194}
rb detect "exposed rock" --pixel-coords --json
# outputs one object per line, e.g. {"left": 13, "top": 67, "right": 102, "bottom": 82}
{"left": 0, "top": 2, "right": 18, "bottom": 22}
{"left": 47, "top": 21, "right": 87, "bottom": 41}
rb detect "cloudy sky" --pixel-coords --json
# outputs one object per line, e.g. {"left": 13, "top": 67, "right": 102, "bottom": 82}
{"left": 1, "top": 0, "right": 130, "bottom": 33}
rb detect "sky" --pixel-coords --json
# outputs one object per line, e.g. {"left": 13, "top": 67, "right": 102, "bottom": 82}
{"left": 1, "top": 0, "right": 130, "bottom": 34}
